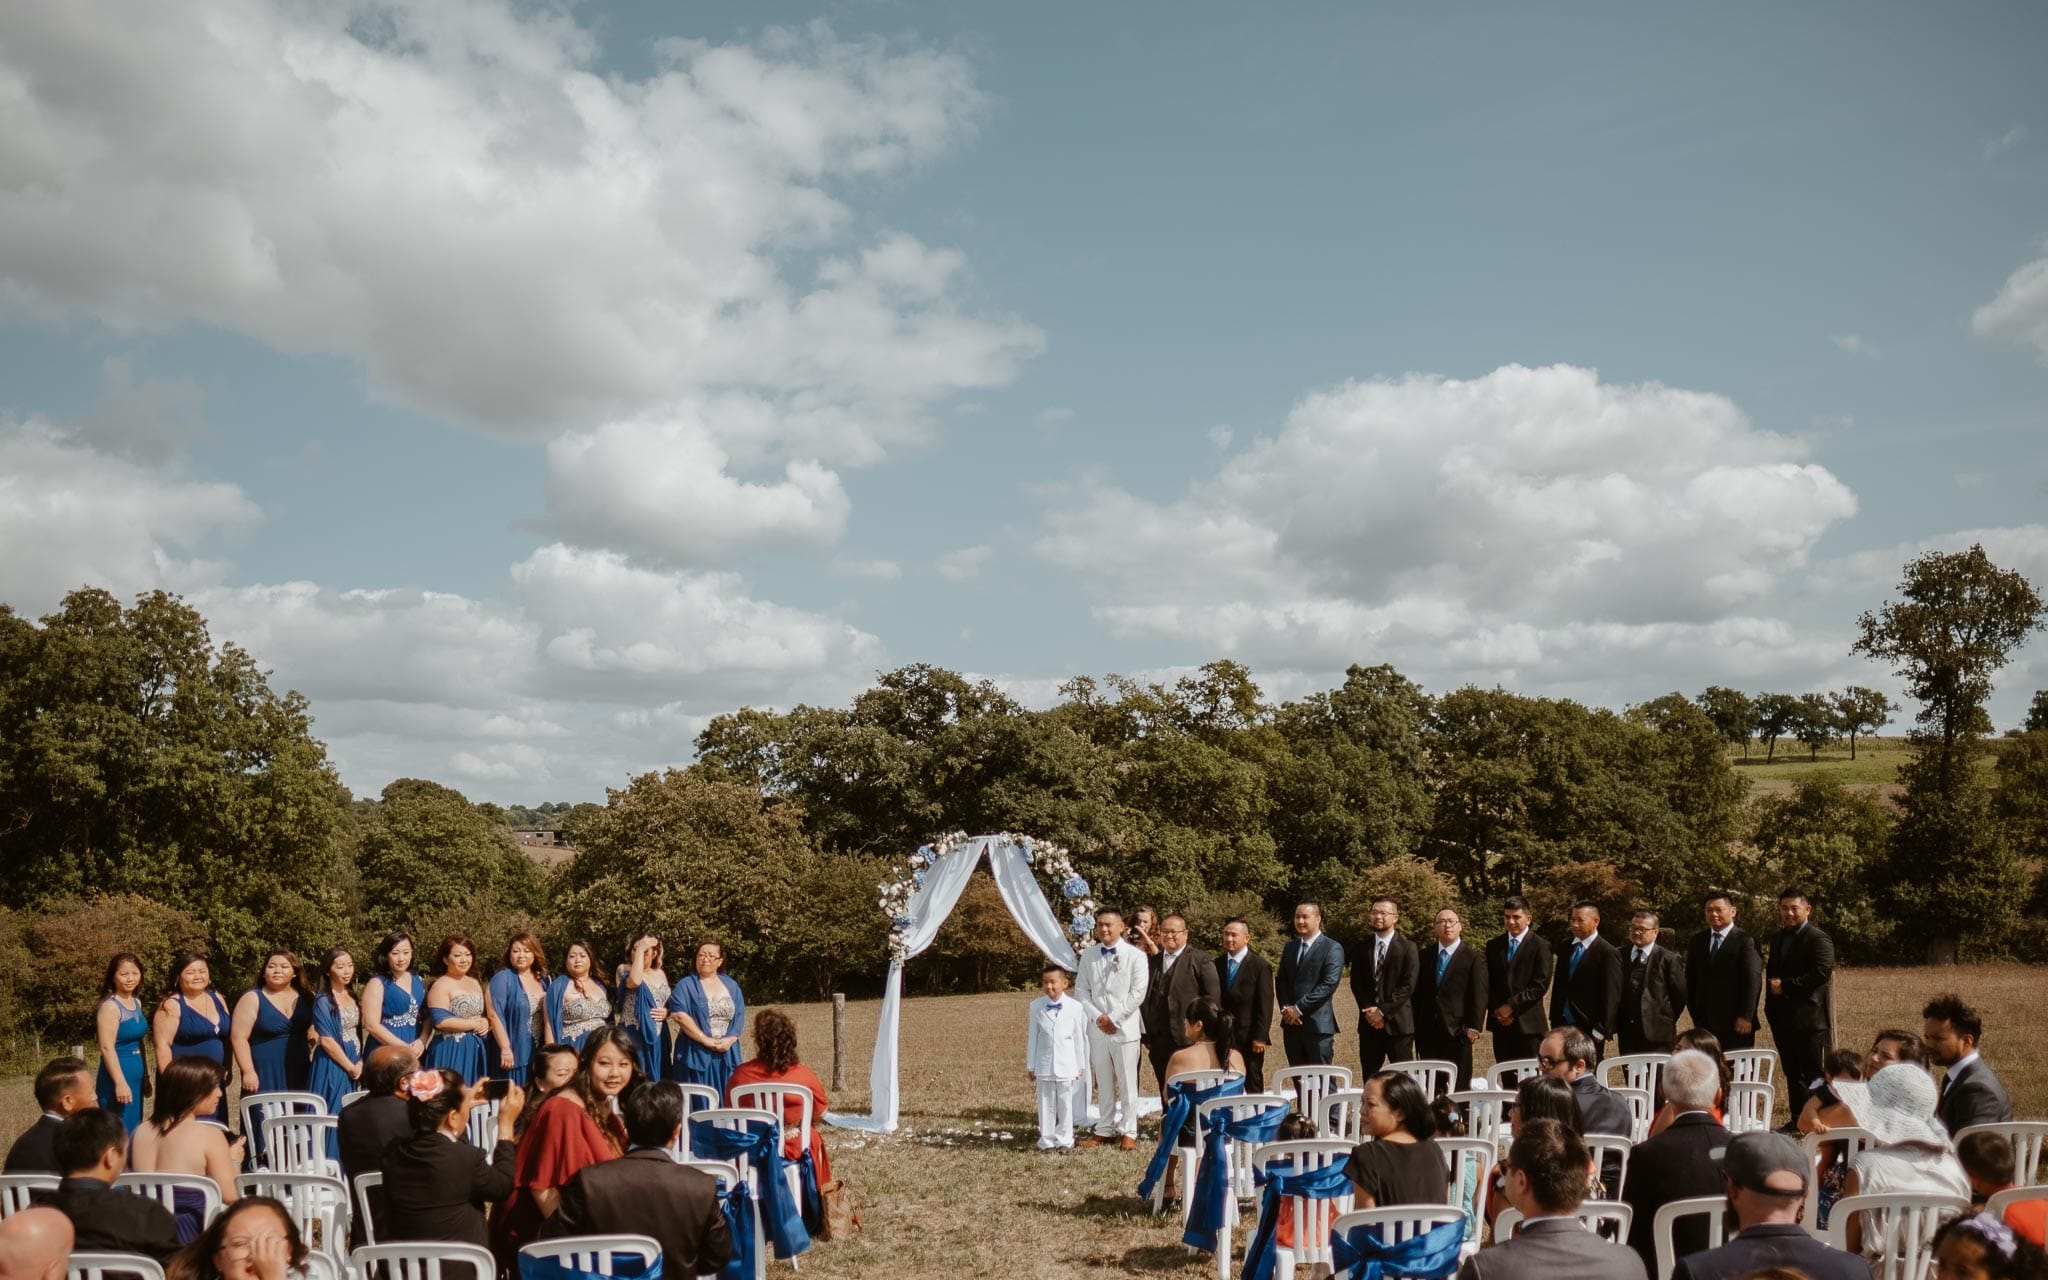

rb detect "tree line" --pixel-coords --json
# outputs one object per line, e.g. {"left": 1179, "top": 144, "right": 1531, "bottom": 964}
{"left": 0, "top": 545, "right": 2042, "bottom": 1043}
{"left": 1694, "top": 685, "right": 1897, "bottom": 762}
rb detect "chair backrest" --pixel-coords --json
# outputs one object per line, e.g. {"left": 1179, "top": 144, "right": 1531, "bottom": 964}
{"left": 1318, "top": 1088, "right": 1366, "bottom": 1144}
{"left": 1578, "top": 1199, "right": 1632, "bottom": 1240}
{"left": 1599, "top": 1053, "right": 1671, "bottom": 1100}
{"left": 1651, "top": 1195, "right": 1727, "bottom": 1280}
{"left": 1584, "top": 1134, "right": 1633, "bottom": 1197}
{"left": 1399, "top": 1059, "right": 1458, "bottom": 1101}
{"left": 463, "top": 1098, "right": 500, "bottom": 1148}
{"left": 675, "top": 1162, "right": 755, "bottom": 1280}
{"left": 1329, "top": 1206, "right": 1466, "bottom": 1277}
{"left": 1448, "top": 1089, "right": 1516, "bottom": 1157}
{"left": 730, "top": 1083, "right": 816, "bottom": 1155}
{"left": 1612, "top": 1086, "right": 1655, "bottom": 1142}
{"left": 353, "top": 1171, "right": 384, "bottom": 1246}
{"left": 687, "top": 1107, "right": 779, "bottom": 1189}
{"left": 113, "top": 1172, "right": 222, "bottom": 1228}
{"left": 677, "top": 1083, "right": 722, "bottom": 1119}
{"left": 1273, "top": 1065, "right": 1352, "bottom": 1122}
{"left": 1488, "top": 1058, "right": 1541, "bottom": 1089}
{"left": 1436, "top": 1136, "right": 1494, "bottom": 1238}
{"left": 0, "top": 1173, "right": 58, "bottom": 1218}
{"left": 261, "top": 1114, "right": 340, "bottom": 1175}
{"left": 518, "top": 1234, "right": 662, "bottom": 1275}
{"left": 302, "top": 1250, "right": 342, "bottom": 1280}
{"left": 1822, "top": 1192, "right": 1967, "bottom": 1280}
{"left": 1958, "top": 1122, "right": 2048, "bottom": 1187}
{"left": 240, "top": 1091, "right": 328, "bottom": 1159}
{"left": 339, "top": 1090, "right": 369, "bottom": 1111}
{"left": 1254, "top": 1139, "right": 1356, "bottom": 1268}
{"left": 1988, "top": 1184, "right": 2048, "bottom": 1218}
{"left": 349, "top": 1242, "right": 498, "bottom": 1280}
{"left": 1196, "top": 1093, "right": 1293, "bottom": 1201}
{"left": 1800, "top": 1126, "right": 1876, "bottom": 1226}
{"left": 66, "top": 1254, "right": 167, "bottom": 1280}
{"left": 1724, "top": 1080, "right": 1775, "bottom": 1134}
{"left": 235, "top": 1172, "right": 350, "bottom": 1259}
{"left": 1163, "top": 1068, "right": 1243, "bottom": 1093}
{"left": 1725, "top": 1048, "right": 1777, "bottom": 1086}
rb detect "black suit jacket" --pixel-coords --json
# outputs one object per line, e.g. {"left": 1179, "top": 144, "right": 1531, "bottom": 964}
{"left": 1619, "top": 943, "right": 1687, "bottom": 1044}
{"left": 37, "top": 1177, "right": 183, "bottom": 1260}
{"left": 1573, "top": 1074, "right": 1633, "bottom": 1140}
{"left": 1620, "top": 1111, "right": 1731, "bottom": 1266}
{"left": 1216, "top": 949, "right": 1274, "bottom": 1048}
{"left": 4, "top": 1115, "right": 60, "bottom": 1174}
{"left": 1938, "top": 1058, "right": 2015, "bottom": 1134}
{"left": 1144, "top": 945, "right": 1221, "bottom": 1048}
{"left": 1485, "top": 932, "right": 1553, "bottom": 1036}
{"left": 1550, "top": 934, "right": 1624, "bottom": 1041}
{"left": 1764, "top": 923, "right": 1835, "bottom": 1031}
{"left": 379, "top": 1130, "right": 515, "bottom": 1256}
{"left": 543, "top": 1148, "right": 732, "bottom": 1277}
{"left": 1413, "top": 944, "right": 1488, "bottom": 1040}
{"left": 1684, "top": 927, "right": 1761, "bottom": 1040}
{"left": 1672, "top": 1223, "right": 1872, "bottom": 1280}
{"left": 339, "top": 1093, "right": 412, "bottom": 1246}
{"left": 1458, "top": 1216, "right": 1648, "bottom": 1280}
{"left": 1347, "top": 932, "right": 1420, "bottom": 1038}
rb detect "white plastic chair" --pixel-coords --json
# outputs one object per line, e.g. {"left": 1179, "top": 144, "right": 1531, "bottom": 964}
{"left": 113, "top": 1172, "right": 223, "bottom": 1228}
{"left": 730, "top": 1082, "right": 817, "bottom": 1214}
{"left": 1196, "top": 1093, "right": 1293, "bottom": 1206}
{"left": 0, "top": 1173, "right": 58, "bottom": 1217}
{"left": 1437, "top": 1136, "right": 1494, "bottom": 1244}
{"left": 1329, "top": 1207, "right": 1467, "bottom": 1280}
{"left": 1801, "top": 1126, "right": 1876, "bottom": 1228}
{"left": 236, "top": 1172, "right": 350, "bottom": 1260}
{"left": 1988, "top": 1184, "right": 2048, "bottom": 1218}
{"left": 339, "top": 1090, "right": 368, "bottom": 1110}
{"left": 262, "top": 1114, "right": 340, "bottom": 1176}
{"left": 1725, "top": 1048, "right": 1778, "bottom": 1087}
{"left": 1448, "top": 1089, "right": 1515, "bottom": 1156}
{"left": 463, "top": 1098, "right": 500, "bottom": 1148}
{"left": 1600, "top": 1053, "right": 1671, "bottom": 1101}
{"left": 1399, "top": 1059, "right": 1457, "bottom": 1101}
{"left": 688, "top": 1108, "right": 778, "bottom": 1275}
{"left": 1959, "top": 1122, "right": 2048, "bottom": 1186}
{"left": 1585, "top": 1133, "right": 1633, "bottom": 1197}
{"left": 677, "top": 1082, "right": 721, "bottom": 1118}
{"left": 67, "top": 1255, "right": 166, "bottom": 1280}
{"left": 1318, "top": 1088, "right": 1365, "bottom": 1144}
{"left": 353, "top": 1170, "right": 384, "bottom": 1246}
{"left": 240, "top": 1090, "right": 328, "bottom": 1168}
{"left": 302, "top": 1251, "right": 342, "bottom": 1280}
{"left": 1144, "top": 1070, "right": 1242, "bottom": 1218}
{"left": 1613, "top": 1085, "right": 1655, "bottom": 1142}
{"left": 1494, "top": 1200, "right": 1632, "bottom": 1241}
{"left": 349, "top": 1242, "right": 498, "bottom": 1280}
{"left": 1487, "top": 1058, "right": 1541, "bottom": 1089}
{"left": 519, "top": 1235, "right": 662, "bottom": 1275}
{"left": 1724, "top": 1080, "right": 1774, "bottom": 1134}
{"left": 1249, "top": 1139, "right": 1354, "bottom": 1280}
{"left": 678, "top": 1161, "right": 757, "bottom": 1280}
{"left": 1273, "top": 1065, "right": 1352, "bottom": 1127}
{"left": 1651, "top": 1194, "right": 1728, "bottom": 1280}
{"left": 1823, "top": 1191, "right": 1967, "bottom": 1280}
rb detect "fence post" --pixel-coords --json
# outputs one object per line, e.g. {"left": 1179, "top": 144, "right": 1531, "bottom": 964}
{"left": 831, "top": 993, "right": 846, "bottom": 1090}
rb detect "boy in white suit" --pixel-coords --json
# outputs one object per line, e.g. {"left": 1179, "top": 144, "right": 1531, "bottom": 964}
{"left": 1026, "top": 964, "right": 1090, "bottom": 1149}
{"left": 1074, "top": 908, "right": 1150, "bottom": 1149}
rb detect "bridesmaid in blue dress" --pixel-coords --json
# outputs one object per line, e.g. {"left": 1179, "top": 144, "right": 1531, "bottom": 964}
{"left": 545, "top": 940, "right": 612, "bottom": 1051}
{"left": 230, "top": 950, "right": 312, "bottom": 1098}
{"left": 94, "top": 953, "right": 149, "bottom": 1132}
{"left": 307, "top": 947, "right": 362, "bottom": 1159}
{"left": 362, "top": 929, "right": 429, "bottom": 1061}
{"left": 666, "top": 938, "right": 746, "bottom": 1099}
{"left": 618, "top": 935, "right": 671, "bottom": 1081}
{"left": 151, "top": 952, "right": 231, "bottom": 1125}
{"left": 424, "top": 935, "right": 489, "bottom": 1085}
{"left": 486, "top": 933, "right": 548, "bottom": 1087}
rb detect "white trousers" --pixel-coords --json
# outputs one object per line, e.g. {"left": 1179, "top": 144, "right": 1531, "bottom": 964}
{"left": 1088, "top": 1030, "right": 1142, "bottom": 1137}
{"left": 1035, "top": 1077, "right": 1079, "bottom": 1148}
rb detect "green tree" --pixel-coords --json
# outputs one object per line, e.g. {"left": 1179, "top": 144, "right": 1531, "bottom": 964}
{"left": 1744, "top": 778, "right": 1891, "bottom": 960}
{"left": 1695, "top": 686, "right": 1756, "bottom": 758}
{"left": 1789, "top": 693, "right": 1839, "bottom": 761}
{"left": 1830, "top": 686, "right": 1895, "bottom": 761}
{"left": 2025, "top": 691, "right": 2048, "bottom": 734}
{"left": 1329, "top": 855, "right": 1462, "bottom": 953}
{"left": 355, "top": 779, "right": 542, "bottom": 930}
{"left": 1752, "top": 693, "right": 1798, "bottom": 762}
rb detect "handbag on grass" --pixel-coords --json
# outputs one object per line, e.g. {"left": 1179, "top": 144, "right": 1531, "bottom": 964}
{"left": 818, "top": 1179, "right": 862, "bottom": 1240}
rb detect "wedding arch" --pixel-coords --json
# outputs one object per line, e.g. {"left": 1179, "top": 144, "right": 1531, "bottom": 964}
{"left": 827, "top": 832, "right": 1096, "bottom": 1133}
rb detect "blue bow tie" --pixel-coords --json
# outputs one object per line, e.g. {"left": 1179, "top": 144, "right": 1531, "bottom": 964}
{"left": 1101, "top": 945, "right": 1115, "bottom": 957}
{"left": 1047, "top": 1001, "right": 1062, "bottom": 1011}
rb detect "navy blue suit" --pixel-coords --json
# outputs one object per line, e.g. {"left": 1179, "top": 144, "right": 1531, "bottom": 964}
{"left": 1277, "top": 933, "right": 1345, "bottom": 1065}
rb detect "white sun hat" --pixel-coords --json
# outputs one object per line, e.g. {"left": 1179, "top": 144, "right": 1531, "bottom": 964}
{"left": 1832, "top": 1062, "right": 1951, "bottom": 1148}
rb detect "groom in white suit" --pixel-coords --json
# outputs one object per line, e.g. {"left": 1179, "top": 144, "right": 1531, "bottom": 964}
{"left": 1075, "top": 907, "right": 1149, "bottom": 1149}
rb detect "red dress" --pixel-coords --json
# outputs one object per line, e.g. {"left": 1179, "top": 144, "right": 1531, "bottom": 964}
{"left": 490, "top": 1092, "right": 626, "bottom": 1271}
{"left": 725, "top": 1059, "right": 832, "bottom": 1184}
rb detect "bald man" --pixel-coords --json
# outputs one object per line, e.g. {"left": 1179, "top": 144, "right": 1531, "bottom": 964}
{"left": 0, "top": 1206, "right": 73, "bottom": 1280}
{"left": 340, "top": 1044, "right": 418, "bottom": 1247}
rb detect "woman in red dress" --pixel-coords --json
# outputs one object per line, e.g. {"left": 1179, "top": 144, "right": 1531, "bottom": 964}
{"left": 724, "top": 1008, "right": 832, "bottom": 1185}
{"left": 490, "top": 1025, "right": 638, "bottom": 1270}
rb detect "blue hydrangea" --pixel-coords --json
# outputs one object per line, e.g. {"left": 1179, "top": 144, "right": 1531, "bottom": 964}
{"left": 1062, "top": 875, "right": 1090, "bottom": 900}
{"left": 912, "top": 867, "right": 928, "bottom": 888}
{"left": 891, "top": 914, "right": 913, "bottom": 930}
{"left": 1071, "top": 913, "right": 1096, "bottom": 938}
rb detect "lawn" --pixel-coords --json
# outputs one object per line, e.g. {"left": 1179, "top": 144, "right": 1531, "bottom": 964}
{"left": 1732, "top": 734, "right": 1910, "bottom": 797}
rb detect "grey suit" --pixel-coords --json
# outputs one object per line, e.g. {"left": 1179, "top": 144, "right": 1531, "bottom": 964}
{"left": 1937, "top": 1056, "right": 2014, "bottom": 1135}
{"left": 1277, "top": 933, "right": 1345, "bottom": 1065}
{"left": 1457, "top": 1216, "right": 1648, "bottom": 1280}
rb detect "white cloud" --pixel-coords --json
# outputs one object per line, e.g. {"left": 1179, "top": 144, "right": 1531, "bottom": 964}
{"left": 936, "top": 545, "right": 994, "bottom": 581}
{"left": 1984, "top": 125, "right": 2028, "bottom": 159}
{"left": 1829, "top": 333, "right": 1879, "bottom": 358}
{"left": 1973, "top": 252, "right": 2048, "bottom": 362}
{"left": 832, "top": 556, "right": 903, "bottom": 580}
{"left": 1806, "top": 525, "right": 2048, "bottom": 599}
{"left": 1037, "top": 407, "right": 1073, "bottom": 426}
{"left": 1208, "top": 425, "right": 1234, "bottom": 452}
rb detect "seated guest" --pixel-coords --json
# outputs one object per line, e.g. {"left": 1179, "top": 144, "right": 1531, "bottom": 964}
{"left": 1485, "top": 1077, "right": 1590, "bottom": 1228}
{"left": 1959, "top": 1131, "right": 2046, "bottom": 1247}
{"left": 1348, "top": 1071, "right": 1448, "bottom": 1208}
{"left": 516, "top": 1044, "right": 584, "bottom": 1141}
{"left": 542, "top": 1082, "right": 732, "bottom": 1275}
{"left": 379, "top": 1068, "right": 523, "bottom": 1280}
{"left": 0, "top": 1206, "right": 73, "bottom": 1280}
{"left": 1620, "top": 1051, "right": 1730, "bottom": 1269}
{"left": 1932, "top": 1211, "right": 2048, "bottom": 1280}
{"left": 1795, "top": 1047, "right": 1864, "bottom": 1134}
{"left": 164, "top": 1196, "right": 307, "bottom": 1280}
{"left": 1648, "top": 1027, "right": 1728, "bottom": 1137}
{"left": 1457, "top": 1118, "right": 1645, "bottom": 1280}
{"left": 336, "top": 1045, "right": 414, "bottom": 1248}
{"left": 1804, "top": 1028, "right": 1921, "bottom": 1134}
{"left": 1925, "top": 993, "right": 2015, "bottom": 1134}
{"left": 5, "top": 1058, "right": 93, "bottom": 1174}
{"left": 725, "top": 1009, "right": 834, "bottom": 1184}
{"left": 1836, "top": 1063, "right": 1971, "bottom": 1261}
{"left": 1541, "top": 1027, "right": 1628, "bottom": 1188}
{"left": 1670, "top": 1131, "right": 1868, "bottom": 1280}
{"left": 493, "top": 1025, "right": 634, "bottom": 1269}
{"left": 128, "top": 1057, "right": 246, "bottom": 1242}
{"left": 38, "top": 1107, "right": 181, "bottom": 1260}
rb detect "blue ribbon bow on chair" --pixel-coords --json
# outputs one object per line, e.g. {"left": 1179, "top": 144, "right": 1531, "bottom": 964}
{"left": 521, "top": 1252, "right": 663, "bottom": 1280}
{"left": 1138, "top": 1077, "right": 1246, "bottom": 1203}
{"left": 688, "top": 1117, "right": 812, "bottom": 1269}
{"left": 1181, "top": 1099, "right": 1290, "bottom": 1254}
{"left": 1327, "top": 1217, "right": 1466, "bottom": 1280}
{"left": 1235, "top": 1151, "right": 1352, "bottom": 1280}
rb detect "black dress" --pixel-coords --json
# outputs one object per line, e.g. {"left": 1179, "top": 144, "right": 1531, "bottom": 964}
{"left": 1347, "top": 1137, "right": 1450, "bottom": 1206}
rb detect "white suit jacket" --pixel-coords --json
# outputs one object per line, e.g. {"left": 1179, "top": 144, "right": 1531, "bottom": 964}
{"left": 1075, "top": 939, "right": 1149, "bottom": 1043}
{"left": 1026, "top": 996, "right": 1091, "bottom": 1080}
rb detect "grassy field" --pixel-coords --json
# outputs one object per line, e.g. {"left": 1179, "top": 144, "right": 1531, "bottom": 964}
{"left": 1732, "top": 734, "right": 1911, "bottom": 797}
{"left": 5, "top": 965, "right": 2034, "bottom": 1277}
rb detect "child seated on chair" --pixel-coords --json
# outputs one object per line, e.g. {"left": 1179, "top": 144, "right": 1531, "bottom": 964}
{"left": 1026, "top": 965, "right": 1089, "bottom": 1150}
{"left": 1273, "top": 1113, "right": 1318, "bottom": 1250}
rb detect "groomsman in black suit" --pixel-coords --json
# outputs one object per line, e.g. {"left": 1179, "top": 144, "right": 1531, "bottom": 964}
{"left": 1216, "top": 919, "right": 1275, "bottom": 1092}
{"left": 1617, "top": 909, "right": 1687, "bottom": 1055}
{"left": 1143, "top": 913, "right": 1220, "bottom": 1089}
{"left": 1485, "top": 896, "right": 1552, "bottom": 1065}
{"left": 1764, "top": 888, "right": 1834, "bottom": 1120}
{"left": 1686, "top": 889, "right": 1762, "bottom": 1049}
{"left": 1348, "top": 896, "right": 1418, "bottom": 1074}
{"left": 1276, "top": 903, "right": 1345, "bottom": 1066}
{"left": 1414, "top": 907, "right": 1488, "bottom": 1088}
{"left": 1549, "top": 901, "right": 1622, "bottom": 1063}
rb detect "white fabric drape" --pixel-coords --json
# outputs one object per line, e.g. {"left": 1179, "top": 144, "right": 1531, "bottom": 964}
{"left": 988, "top": 839, "right": 1080, "bottom": 971}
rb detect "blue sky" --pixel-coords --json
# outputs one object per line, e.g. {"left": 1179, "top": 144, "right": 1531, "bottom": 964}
{"left": 2, "top": 1, "right": 2045, "bottom": 800}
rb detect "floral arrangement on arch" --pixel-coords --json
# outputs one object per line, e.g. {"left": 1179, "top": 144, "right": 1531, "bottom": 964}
{"left": 878, "top": 831, "right": 1097, "bottom": 962}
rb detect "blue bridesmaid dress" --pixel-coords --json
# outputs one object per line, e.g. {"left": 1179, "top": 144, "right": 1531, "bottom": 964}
{"left": 545, "top": 974, "right": 612, "bottom": 1050}
{"left": 368, "top": 972, "right": 426, "bottom": 1050}
{"left": 623, "top": 972, "right": 670, "bottom": 1082}
{"left": 170, "top": 991, "right": 232, "bottom": 1123}
{"left": 248, "top": 990, "right": 313, "bottom": 1093}
{"left": 666, "top": 973, "right": 746, "bottom": 1098}
{"left": 485, "top": 969, "right": 536, "bottom": 1086}
{"left": 95, "top": 996, "right": 149, "bottom": 1131}
{"left": 424, "top": 987, "right": 488, "bottom": 1085}
{"left": 307, "top": 993, "right": 360, "bottom": 1158}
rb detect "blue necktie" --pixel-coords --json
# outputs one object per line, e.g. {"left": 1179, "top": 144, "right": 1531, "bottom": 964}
{"left": 1506, "top": 935, "right": 1518, "bottom": 963}
{"left": 1570, "top": 940, "right": 1585, "bottom": 975}
{"left": 1437, "top": 948, "right": 1450, "bottom": 981}
{"left": 1227, "top": 956, "right": 1240, "bottom": 984}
